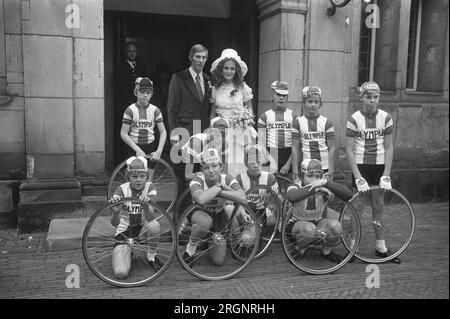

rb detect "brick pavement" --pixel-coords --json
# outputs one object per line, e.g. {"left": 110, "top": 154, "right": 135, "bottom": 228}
{"left": 0, "top": 202, "right": 448, "bottom": 299}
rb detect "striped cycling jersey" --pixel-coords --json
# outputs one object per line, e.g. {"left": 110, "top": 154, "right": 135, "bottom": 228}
{"left": 287, "top": 182, "right": 326, "bottom": 222}
{"left": 189, "top": 173, "right": 241, "bottom": 214}
{"left": 114, "top": 182, "right": 157, "bottom": 235}
{"left": 122, "top": 103, "right": 163, "bottom": 145}
{"left": 292, "top": 115, "right": 334, "bottom": 170}
{"left": 236, "top": 171, "right": 278, "bottom": 210}
{"left": 258, "top": 108, "right": 294, "bottom": 149}
{"left": 346, "top": 109, "right": 393, "bottom": 165}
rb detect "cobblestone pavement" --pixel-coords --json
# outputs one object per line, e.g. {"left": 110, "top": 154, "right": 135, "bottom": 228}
{"left": 0, "top": 202, "right": 448, "bottom": 299}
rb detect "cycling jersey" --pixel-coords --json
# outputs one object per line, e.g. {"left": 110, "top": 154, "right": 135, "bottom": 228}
{"left": 189, "top": 173, "right": 240, "bottom": 214}
{"left": 114, "top": 182, "right": 157, "bottom": 235}
{"left": 346, "top": 109, "right": 393, "bottom": 165}
{"left": 236, "top": 171, "right": 278, "bottom": 210}
{"left": 258, "top": 108, "right": 294, "bottom": 149}
{"left": 292, "top": 115, "right": 334, "bottom": 170}
{"left": 122, "top": 103, "right": 163, "bottom": 145}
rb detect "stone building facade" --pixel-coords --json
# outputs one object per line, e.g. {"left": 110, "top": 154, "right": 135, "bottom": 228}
{"left": 0, "top": 0, "right": 448, "bottom": 222}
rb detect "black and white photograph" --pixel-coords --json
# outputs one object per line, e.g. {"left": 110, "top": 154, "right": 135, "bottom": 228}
{"left": 0, "top": 0, "right": 448, "bottom": 305}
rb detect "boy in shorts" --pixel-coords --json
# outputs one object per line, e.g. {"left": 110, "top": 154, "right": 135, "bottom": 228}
{"left": 121, "top": 77, "right": 167, "bottom": 160}
{"left": 286, "top": 159, "right": 353, "bottom": 263}
{"left": 182, "top": 148, "right": 251, "bottom": 266}
{"left": 258, "top": 81, "right": 294, "bottom": 174}
{"left": 292, "top": 86, "right": 335, "bottom": 182}
{"left": 110, "top": 156, "right": 163, "bottom": 278}
{"left": 345, "top": 81, "right": 400, "bottom": 263}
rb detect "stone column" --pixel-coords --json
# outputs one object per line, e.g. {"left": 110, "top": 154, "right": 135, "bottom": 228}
{"left": 302, "top": 0, "right": 354, "bottom": 171}
{"left": 255, "top": 0, "right": 307, "bottom": 116}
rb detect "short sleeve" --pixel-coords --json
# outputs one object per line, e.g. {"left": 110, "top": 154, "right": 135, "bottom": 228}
{"left": 122, "top": 107, "right": 133, "bottom": 125}
{"left": 384, "top": 113, "right": 393, "bottom": 135}
{"left": 154, "top": 106, "right": 163, "bottom": 123}
{"left": 257, "top": 112, "right": 267, "bottom": 128}
{"left": 324, "top": 118, "right": 335, "bottom": 139}
{"left": 292, "top": 117, "right": 301, "bottom": 140}
{"left": 346, "top": 116, "right": 358, "bottom": 137}
{"left": 242, "top": 82, "right": 253, "bottom": 102}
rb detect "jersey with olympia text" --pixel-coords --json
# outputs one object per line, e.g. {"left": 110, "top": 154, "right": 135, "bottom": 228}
{"left": 190, "top": 173, "right": 241, "bottom": 214}
{"left": 292, "top": 115, "right": 334, "bottom": 170}
{"left": 258, "top": 108, "right": 294, "bottom": 149}
{"left": 287, "top": 182, "right": 326, "bottom": 222}
{"left": 122, "top": 103, "right": 163, "bottom": 145}
{"left": 113, "top": 182, "right": 157, "bottom": 235}
{"left": 346, "top": 109, "right": 393, "bottom": 165}
{"left": 236, "top": 172, "right": 278, "bottom": 210}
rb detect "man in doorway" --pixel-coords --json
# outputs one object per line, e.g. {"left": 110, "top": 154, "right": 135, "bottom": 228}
{"left": 115, "top": 41, "right": 149, "bottom": 164}
{"left": 167, "top": 44, "right": 211, "bottom": 192}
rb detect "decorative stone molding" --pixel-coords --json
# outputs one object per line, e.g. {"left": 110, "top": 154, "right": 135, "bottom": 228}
{"left": 256, "top": 0, "right": 308, "bottom": 21}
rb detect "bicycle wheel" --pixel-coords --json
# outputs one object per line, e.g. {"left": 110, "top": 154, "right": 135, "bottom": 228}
{"left": 245, "top": 185, "right": 281, "bottom": 259}
{"left": 176, "top": 202, "right": 260, "bottom": 281}
{"left": 281, "top": 192, "right": 361, "bottom": 274}
{"left": 173, "top": 188, "right": 193, "bottom": 226}
{"left": 349, "top": 186, "right": 415, "bottom": 263}
{"left": 82, "top": 199, "right": 176, "bottom": 287}
{"left": 108, "top": 156, "right": 178, "bottom": 214}
{"left": 274, "top": 174, "right": 293, "bottom": 242}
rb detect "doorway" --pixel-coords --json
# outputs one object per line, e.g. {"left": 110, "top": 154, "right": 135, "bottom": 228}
{"left": 104, "top": 1, "right": 259, "bottom": 172}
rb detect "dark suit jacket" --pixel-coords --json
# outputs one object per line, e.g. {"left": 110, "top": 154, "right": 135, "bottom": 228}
{"left": 116, "top": 58, "right": 149, "bottom": 109}
{"left": 167, "top": 69, "right": 211, "bottom": 138}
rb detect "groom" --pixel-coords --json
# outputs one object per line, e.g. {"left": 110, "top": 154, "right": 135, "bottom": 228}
{"left": 167, "top": 44, "right": 211, "bottom": 189}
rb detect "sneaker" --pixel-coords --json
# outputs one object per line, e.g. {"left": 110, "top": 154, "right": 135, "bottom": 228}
{"left": 321, "top": 251, "right": 343, "bottom": 264}
{"left": 147, "top": 255, "right": 164, "bottom": 272}
{"left": 182, "top": 251, "right": 195, "bottom": 267}
{"left": 375, "top": 249, "right": 401, "bottom": 264}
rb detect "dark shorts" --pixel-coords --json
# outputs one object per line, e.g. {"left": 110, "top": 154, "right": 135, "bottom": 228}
{"left": 126, "top": 142, "right": 158, "bottom": 158}
{"left": 352, "top": 164, "right": 385, "bottom": 188}
{"left": 187, "top": 208, "right": 229, "bottom": 233}
{"left": 114, "top": 224, "right": 143, "bottom": 247}
{"left": 268, "top": 147, "right": 292, "bottom": 172}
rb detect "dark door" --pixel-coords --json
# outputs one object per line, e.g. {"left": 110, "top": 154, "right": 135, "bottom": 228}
{"left": 104, "top": 3, "right": 259, "bottom": 170}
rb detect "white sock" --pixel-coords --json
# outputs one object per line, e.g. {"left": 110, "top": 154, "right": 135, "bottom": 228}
{"left": 147, "top": 250, "right": 156, "bottom": 261}
{"left": 186, "top": 239, "right": 199, "bottom": 256}
{"left": 376, "top": 240, "right": 387, "bottom": 253}
{"left": 350, "top": 239, "right": 356, "bottom": 250}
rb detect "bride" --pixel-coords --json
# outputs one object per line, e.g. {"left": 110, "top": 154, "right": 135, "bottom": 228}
{"left": 209, "top": 48, "right": 257, "bottom": 176}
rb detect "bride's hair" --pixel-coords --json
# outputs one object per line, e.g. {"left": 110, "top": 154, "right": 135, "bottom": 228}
{"left": 211, "top": 57, "right": 244, "bottom": 95}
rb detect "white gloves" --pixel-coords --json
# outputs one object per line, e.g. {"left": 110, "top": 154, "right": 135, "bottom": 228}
{"left": 379, "top": 175, "right": 392, "bottom": 190}
{"left": 355, "top": 177, "right": 370, "bottom": 193}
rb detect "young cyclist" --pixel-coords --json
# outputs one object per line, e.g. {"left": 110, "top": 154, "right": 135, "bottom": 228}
{"left": 345, "top": 81, "right": 400, "bottom": 264}
{"left": 182, "top": 148, "right": 250, "bottom": 266}
{"left": 292, "top": 86, "right": 335, "bottom": 183}
{"left": 121, "top": 77, "right": 167, "bottom": 160}
{"left": 286, "top": 159, "right": 353, "bottom": 263}
{"left": 110, "top": 156, "right": 163, "bottom": 278}
{"left": 258, "top": 81, "right": 294, "bottom": 174}
{"left": 235, "top": 144, "right": 280, "bottom": 229}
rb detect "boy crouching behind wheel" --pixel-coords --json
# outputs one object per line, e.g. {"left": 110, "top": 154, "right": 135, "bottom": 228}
{"left": 110, "top": 156, "right": 163, "bottom": 278}
{"left": 286, "top": 159, "right": 353, "bottom": 263}
{"left": 182, "top": 148, "right": 254, "bottom": 266}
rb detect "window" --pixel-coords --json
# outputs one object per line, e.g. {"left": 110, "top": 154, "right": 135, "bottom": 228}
{"left": 406, "top": 0, "right": 421, "bottom": 89}
{"left": 415, "top": 0, "right": 448, "bottom": 92}
{"left": 358, "top": 0, "right": 400, "bottom": 91}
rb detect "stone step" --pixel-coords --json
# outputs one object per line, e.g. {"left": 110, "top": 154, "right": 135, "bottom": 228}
{"left": 18, "top": 195, "right": 107, "bottom": 233}
{"left": 46, "top": 218, "right": 91, "bottom": 251}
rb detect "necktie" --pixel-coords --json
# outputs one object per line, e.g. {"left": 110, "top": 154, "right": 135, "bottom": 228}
{"left": 195, "top": 74, "right": 204, "bottom": 99}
